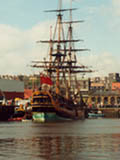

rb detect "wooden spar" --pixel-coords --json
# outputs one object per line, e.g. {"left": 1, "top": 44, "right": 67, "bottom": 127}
{"left": 40, "top": 69, "right": 93, "bottom": 73}
{"left": 36, "top": 39, "right": 83, "bottom": 43}
{"left": 44, "top": 8, "right": 77, "bottom": 13}
{"left": 54, "top": 48, "right": 90, "bottom": 52}
{"left": 31, "top": 60, "right": 76, "bottom": 63}
{"left": 68, "top": 70, "right": 93, "bottom": 73}
{"left": 31, "top": 65, "right": 89, "bottom": 69}
{"left": 62, "top": 20, "right": 84, "bottom": 24}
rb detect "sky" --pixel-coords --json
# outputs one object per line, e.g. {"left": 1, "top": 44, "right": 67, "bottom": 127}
{"left": 0, "top": 0, "right": 119, "bottom": 77}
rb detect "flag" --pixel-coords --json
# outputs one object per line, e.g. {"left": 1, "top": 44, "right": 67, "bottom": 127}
{"left": 40, "top": 74, "right": 53, "bottom": 85}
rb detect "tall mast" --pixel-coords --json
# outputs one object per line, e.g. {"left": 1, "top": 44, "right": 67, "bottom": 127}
{"left": 31, "top": 0, "right": 93, "bottom": 97}
{"left": 56, "top": 0, "right": 62, "bottom": 94}
{"left": 49, "top": 26, "right": 53, "bottom": 77}
{"left": 68, "top": 0, "right": 73, "bottom": 90}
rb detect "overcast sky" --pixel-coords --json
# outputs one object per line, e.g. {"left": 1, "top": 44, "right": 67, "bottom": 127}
{"left": 0, "top": 0, "right": 119, "bottom": 77}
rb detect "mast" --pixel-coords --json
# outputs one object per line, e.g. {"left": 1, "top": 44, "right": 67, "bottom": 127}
{"left": 49, "top": 26, "right": 53, "bottom": 77}
{"left": 31, "top": 0, "right": 93, "bottom": 98}
{"left": 68, "top": 0, "right": 73, "bottom": 94}
{"left": 64, "top": 0, "right": 82, "bottom": 97}
{"left": 56, "top": 0, "right": 62, "bottom": 94}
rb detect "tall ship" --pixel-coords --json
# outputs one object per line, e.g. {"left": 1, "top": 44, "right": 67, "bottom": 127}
{"left": 31, "top": 0, "right": 92, "bottom": 122}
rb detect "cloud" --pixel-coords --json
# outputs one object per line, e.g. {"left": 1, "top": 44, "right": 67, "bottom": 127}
{"left": 0, "top": 21, "right": 53, "bottom": 75}
{"left": 103, "top": 0, "right": 120, "bottom": 33}
{"left": 112, "top": 0, "right": 120, "bottom": 16}
{"left": 79, "top": 51, "right": 120, "bottom": 77}
{"left": 0, "top": 10, "right": 119, "bottom": 77}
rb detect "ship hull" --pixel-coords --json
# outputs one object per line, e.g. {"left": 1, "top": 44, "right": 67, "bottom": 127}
{"left": 55, "top": 106, "right": 85, "bottom": 120}
{"left": 0, "top": 105, "right": 15, "bottom": 121}
{"left": 32, "top": 112, "right": 67, "bottom": 122}
{"left": 32, "top": 109, "right": 85, "bottom": 122}
{"left": 31, "top": 91, "right": 85, "bottom": 122}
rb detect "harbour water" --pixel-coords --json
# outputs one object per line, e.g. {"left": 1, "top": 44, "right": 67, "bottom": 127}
{"left": 0, "top": 119, "right": 120, "bottom": 160}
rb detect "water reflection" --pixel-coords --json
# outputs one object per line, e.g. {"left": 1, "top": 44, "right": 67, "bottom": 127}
{"left": 0, "top": 120, "right": 120, "bottom": 160}
{"left": 0, "top": 134, "right": 120, "bottom": 160}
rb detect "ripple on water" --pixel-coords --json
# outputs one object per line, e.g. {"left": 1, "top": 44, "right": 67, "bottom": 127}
{"left": 0, "top": 119, "right": 120, "bottom": 160}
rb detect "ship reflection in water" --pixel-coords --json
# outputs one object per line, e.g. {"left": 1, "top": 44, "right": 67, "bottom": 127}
{"left": 0, "top": 119, "right": 120, "bottom": 160}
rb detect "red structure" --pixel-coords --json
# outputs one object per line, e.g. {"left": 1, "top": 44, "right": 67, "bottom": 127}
{"left": 112, "top": 82, "right": 120, "bottom": 91}
{"left": 0, "top": 91, "right": 24, "bottom": 100}
{"left": 24, "top": 89, "right": 33, "bottom": 99}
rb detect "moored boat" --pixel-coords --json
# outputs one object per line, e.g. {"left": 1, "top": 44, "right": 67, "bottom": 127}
{"left": 31, "top": 0, "right": 92, "bottom": 122}
{"left": 31, "top": 90, "right": 85, "bottom": 122}
{"left": 0, "top": 91, "right": 16, "bottom": 121}
{"left": 8, "top": 102, "right": 32, "bottom": 121}
{"left": 8, "top": 104, "right": 25, "bottom": 121}
{"left": 88, "top": 112, "right": 104, "bottom": 119}
{"left": 0, "top": 104, "right": 15, "bottom": 121}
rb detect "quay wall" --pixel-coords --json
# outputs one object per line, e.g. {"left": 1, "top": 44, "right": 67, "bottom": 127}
{"left": 99, "top": 108, "right": 120, "bottom": 118}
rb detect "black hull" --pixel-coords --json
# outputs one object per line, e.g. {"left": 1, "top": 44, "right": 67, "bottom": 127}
{"left": 0, "top": 105, "right": 15, "bottom": 121}
{"left": 50, "top": 92, "right": 86, "bottom": 120}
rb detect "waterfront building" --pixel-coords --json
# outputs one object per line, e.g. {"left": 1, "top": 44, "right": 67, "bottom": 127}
{"left": 77, "top": 78, "right": 90, "bottom": 103}
{"left": 108, "top": 73, "right": 120, "bottom": 90}
{"left": 80, "top": 73, "right": 120, "bottom": 106}
{"left": 87, "top": 90, "right": 120, "bottom": 106}
{"left": 90, "top": 82, "right": 105, "bottom": 91}
{"left": 0, "top": 79, "right": 24, "bottom": 100}
{"left": 90, "top": 73, "right": 120, "bottom": 91}
{"left": 109, "top": 73, "right": 120, "bottom": 82}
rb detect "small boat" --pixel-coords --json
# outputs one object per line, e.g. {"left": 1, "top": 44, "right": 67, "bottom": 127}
{"left": 8, "top": 103, "right": 32, "bottom": 121}
{"left": 8, "top": 104, "right": 25, "bottom": 121}
{"left": 8, "top": 117, "right": 23, "bottom": 122}
{"left": 88, "top": 110, "right": 104, "bottom": 119}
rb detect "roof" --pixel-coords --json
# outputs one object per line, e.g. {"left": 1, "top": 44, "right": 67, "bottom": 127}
{"left": 24, "top": 89, "right": 33, "bottom": 99}
{"left": 0, "top": 79, "right": 24, "bottom": 92}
